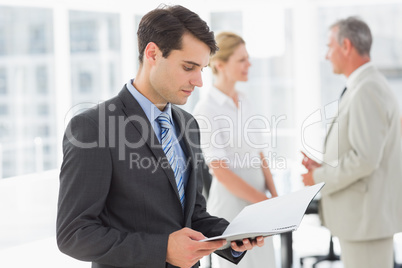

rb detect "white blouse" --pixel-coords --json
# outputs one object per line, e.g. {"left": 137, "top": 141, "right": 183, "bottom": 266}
{"left": 193, "top": 87, "right": 269, "bottom": 169}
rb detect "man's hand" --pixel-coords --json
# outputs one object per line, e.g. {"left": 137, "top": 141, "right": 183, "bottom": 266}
{"left": 302, "top": 170, "right": 315, "bottom": 186}
{"left": 230, "top": 236, "right": 265, "bottom": 252}
{"left": 301, "top": 152, "right": 319, "bottom": 186}
{"left": 301, "top": 151, "right": 321, "bottom": 171}
{"left": 166, "top": 228, "right": 226, "bottom": 268}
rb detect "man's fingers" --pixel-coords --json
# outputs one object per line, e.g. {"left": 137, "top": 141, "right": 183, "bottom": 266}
{"left": 254, "top": 236, "right": 265, "bottom": 247}
{"left": 190, "top": 241, "right": 226, "bottom": 262}
{"left": 183, "top": 227, "right": 226, "bottom": 251}
{"left": 229, "top": 236, "right": 266, "bottom": 252}
{"left": 189, "top": 246, "right": 223, "bottom": 266}
{"left": 186, "top": 228, "right": 206, "bottom": 241}
{"left": 230, "top": 241, "right": 243, "bottom": 251}
{"left": 197, "top": 240, "right": 226, "bottom": 250}
{"left": 166, "top": 229, "right": 226, "bottom": 268}
{"left": 242, "top": 239, "right": 253, "bottom": 250}
{"left": 230, "top": 238, "right": 254, "bottom": 251}
{"left": 301, "top": 152, "right": 310, "bottom": 167}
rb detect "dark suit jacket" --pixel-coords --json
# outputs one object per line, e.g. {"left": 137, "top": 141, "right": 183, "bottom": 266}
{"left": 56, "top": 86, "right": 244, "bottom": 267}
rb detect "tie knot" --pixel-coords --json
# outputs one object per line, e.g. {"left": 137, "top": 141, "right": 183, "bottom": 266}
{"left": 157, "top": 113, "right": 173, "bottom": 130}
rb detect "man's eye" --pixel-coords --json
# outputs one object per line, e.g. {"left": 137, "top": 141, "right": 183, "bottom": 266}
{"left": 183, "top": 66, "right": 193, "bottom": 71}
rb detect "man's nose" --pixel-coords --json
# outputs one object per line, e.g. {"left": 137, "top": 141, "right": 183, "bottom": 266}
{"left": 190, "top": 71, "right": 203, "bottom": 88}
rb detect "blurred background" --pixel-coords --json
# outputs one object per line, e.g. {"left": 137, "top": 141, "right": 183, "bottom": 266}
{"left": 0, "top": 0, "right": 401, "bottom": 267}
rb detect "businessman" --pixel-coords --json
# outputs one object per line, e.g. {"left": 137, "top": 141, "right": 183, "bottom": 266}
{"left": 302, "top": 17, "right": 402, "bottom": 268}
{"left": 56, "top": 5, "right": 264, "bottom": 268}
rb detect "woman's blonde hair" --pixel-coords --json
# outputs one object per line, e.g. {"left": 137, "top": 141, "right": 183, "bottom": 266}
{"left": 210, "top": 32, "right": 245, "bottom": 75}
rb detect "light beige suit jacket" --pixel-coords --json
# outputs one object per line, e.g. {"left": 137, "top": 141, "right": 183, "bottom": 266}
{"left": 314, "top": 64, "right": 402, "bottom": 241}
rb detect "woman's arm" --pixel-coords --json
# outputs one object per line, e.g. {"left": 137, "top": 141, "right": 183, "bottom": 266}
{"left": 209, "top": 160, "right": 268, "bottom": 203}
{"left": 260, "top": 152, "right": 278, "bottom": 198}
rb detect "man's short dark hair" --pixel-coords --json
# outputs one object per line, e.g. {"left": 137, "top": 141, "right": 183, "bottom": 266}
{"left": 137, "top": 5, "right": 218, "bottom": 63}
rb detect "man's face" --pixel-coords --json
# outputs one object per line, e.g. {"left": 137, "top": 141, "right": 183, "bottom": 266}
{"left": 149, "top": 33, "right": 210, "bottom": 106}
{"left": 325, "top": 27, "right": 346, "bottom": 75}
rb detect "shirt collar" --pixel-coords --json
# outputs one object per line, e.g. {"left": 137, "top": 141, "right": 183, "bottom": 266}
{"left": 209, "top": 86, "right": 242, "bottom": 107}
{"left": 126, "top": 79, "right": 173, "bottom": 124}
{"left": 346, "top": 62, "right": 373, "bottom": 89}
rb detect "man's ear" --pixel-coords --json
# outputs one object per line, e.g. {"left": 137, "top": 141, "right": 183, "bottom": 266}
{"left": 342, "top": 38, "right": 353, "bottom": 55}
{"left": 144, "top": 42, "right": 159, "bottom": 65}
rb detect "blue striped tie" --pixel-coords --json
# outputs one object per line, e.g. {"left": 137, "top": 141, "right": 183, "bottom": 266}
{"left": 157, "top": 113, "right": 185, "bottom": 209}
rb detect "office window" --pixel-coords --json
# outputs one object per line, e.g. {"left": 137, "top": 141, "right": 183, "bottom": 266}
{"left": 43, "top": 144, "right": 51, "bottom": 154}
{"left": 70, "top": 20, "right": 98, "bottom": 52}
{"left": 0, "top": 68, "right": 6, "bottom": 94}
{"left": 0, "top": 6, "right": 55, "bottom": 178}
{"left": 37, "top": 104, "right": 49, "bottom": 116}
{"left": 22, "top": 147, "right": 36, "bottom": 173}
{"left": 36, "top": 125, "right": 50, "bottom": 137}
{"left": 36, "top": 66, "right": 48, "bottom": 94}
{"left": 109, "top": 62, "right": 116, "bottom": 94}
{"left": 383, "top": 68, "right": 402, "bottom": 112}
{"left": 0, "top": 104, "right": 8, "bottom": 115}
{"left": 0, "top": 7, "right": 52, "bottom": 56}
{"left": 0, "top": 123, "right": 8, "bottom": 139}
{"left": 0, "top": 26, "right": 5, "bottom": 55}
{"left": 133, "top": 14, "right": 143, "bottom": 71}
{"left": 0, "top": 7, "right": 12, "bottom": 56}
{"left": 107, "top": 18, "right": 120, "bottom": 51}
{"left": 70, "top": 11, "right": 121, "bottom": 106}
{"left": 43, "top": 161, "right": 53, "bottom": 170}
{"left": 2, "top": 158, "right": 14, "bottom": 178}
{"left": 210, "top": 11, "right": 243, "bottom": 34}
{"left": 29, "top": 24, "right": 47, "bottom": 54}
{"left": 78, "top": 71, "right": 93, "bottom": 93}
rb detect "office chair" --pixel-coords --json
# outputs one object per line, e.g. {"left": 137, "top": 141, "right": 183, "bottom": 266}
{"left": 299, "top": 199, "right": 340, "bottom": 268}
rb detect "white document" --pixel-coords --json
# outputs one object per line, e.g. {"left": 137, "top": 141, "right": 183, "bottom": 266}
{"left": 202, "top": 183, "right": 325, "bottom": 249}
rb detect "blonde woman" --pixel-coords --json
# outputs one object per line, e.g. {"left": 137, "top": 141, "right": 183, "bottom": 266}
{"left": 193, "top": 32, "right": 278, "bottom": 268}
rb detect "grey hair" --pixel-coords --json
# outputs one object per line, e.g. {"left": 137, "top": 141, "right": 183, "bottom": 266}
{"left": 331, "top": 16, "right": 372, "bottom": 56}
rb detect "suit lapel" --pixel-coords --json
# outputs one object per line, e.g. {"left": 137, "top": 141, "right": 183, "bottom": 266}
{"left": 324, "top": 116, "right": 337, "bottom": 147}
{"left": 118, "top": 88, "right": 182, "bottom": 204}
{"left": 326, "top": 65, "right": 377, "bottom": 146}
{"left": 172, "top": 106, "right": 197, "bottom": 219}
{"left": 325, "top": 87, "right": 349, "bottom": 146}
